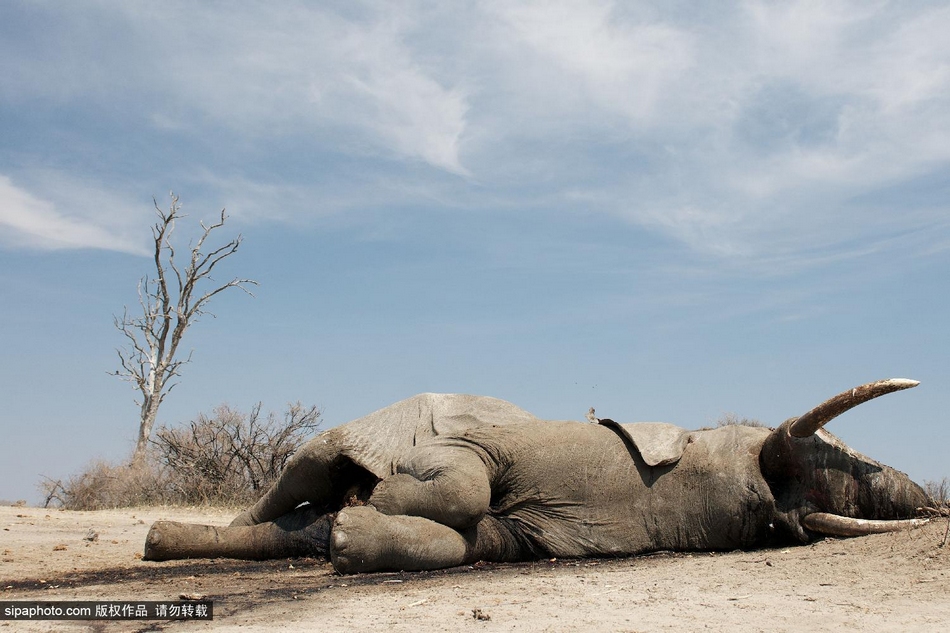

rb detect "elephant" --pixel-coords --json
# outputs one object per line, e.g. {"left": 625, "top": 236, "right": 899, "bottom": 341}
{"left": 143, "top": 379, "right": 932, "bottom": 574}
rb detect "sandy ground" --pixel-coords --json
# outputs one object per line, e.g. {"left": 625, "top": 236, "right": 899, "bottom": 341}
{"left": 1, "top": 504, "right": 948, "bottom": 632}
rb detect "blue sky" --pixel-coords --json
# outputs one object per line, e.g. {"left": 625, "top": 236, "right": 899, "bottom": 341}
{"left": 1, "top": 1, "right": 948, "bottom": 504}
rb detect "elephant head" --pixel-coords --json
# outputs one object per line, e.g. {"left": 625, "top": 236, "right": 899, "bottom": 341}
{"left": 759, "top": 379, "right": 930, "bottom": 542}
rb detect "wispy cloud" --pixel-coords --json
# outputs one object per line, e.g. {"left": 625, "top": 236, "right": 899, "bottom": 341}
{"left": 487, "top": 0, "right": 695, "bottom": 124}
{"left": 0, "top": 0, "right": 947, "bottom": 268}
{"left": 0, "top": 175, "right": 147, "bottom": 254}
{"left": 124, "top": 4, "right": 471, "bottom": 175}
{"left": 0, "top": 3, "right": 471, "bottom": 176}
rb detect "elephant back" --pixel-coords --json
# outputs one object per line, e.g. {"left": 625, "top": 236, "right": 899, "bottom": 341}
{"left": 336, "top": 393, "right": 542, "bottom": 478}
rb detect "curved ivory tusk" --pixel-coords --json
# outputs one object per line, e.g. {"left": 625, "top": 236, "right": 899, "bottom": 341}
{"left": 802, "top": 512, "right": 929, "bottom": 537}
{"left": 788, "top": 378, "right": 919, "bottom": 438}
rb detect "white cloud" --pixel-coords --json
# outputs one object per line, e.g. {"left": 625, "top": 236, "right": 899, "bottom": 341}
{"left": 123, "top": 4, "right": 471, "bottom": 175}
{"left": 0, "top": 175, "right": 147, "bottom": 254}
{"left": 325, "top": 17, "right": 472, "bottom": 175}
{"left": 1, "top": 0, "right": 948, "bottom": 266}
{"left": 0, "top": 3, "right": 472, "bottom": 176}
{"left": 489, "top": 0, "right": 695, "bottom": 124}
{"left": 587, "top": 0, "right": 950, "bottom": 260}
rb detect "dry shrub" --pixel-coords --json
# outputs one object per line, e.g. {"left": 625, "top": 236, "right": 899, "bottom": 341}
{"left": 716, "top": 413, "right": 767, "bottom": 428}
{"left": 696, "top": 413, "right": 770, "bottom": 431}
{"left": 41, "top": 402, "right": 320, "bottom": 509}
{"left": 153, "top": 402, "right": 320, "bottom": 506}
{"left": 41, "top": 455, "right": 170, "bottom": 510}
{"left": 924, "top": 477, "right": 950, "bottom": 507}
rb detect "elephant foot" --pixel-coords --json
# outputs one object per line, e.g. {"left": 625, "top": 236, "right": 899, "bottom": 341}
{"left": 144, "top": 506, "right": 332, "bottom": 562}
{"left": 144, "top": 521, "right": 217, "bottom": 561}
{"left": 144, "top": 520, "right": 281, "bottom": 561}
{"left": 330, "top": 506, "right": 471, "bottom": 574}
{"left": 229, "top": 510, "right": 256, "bottom": 527}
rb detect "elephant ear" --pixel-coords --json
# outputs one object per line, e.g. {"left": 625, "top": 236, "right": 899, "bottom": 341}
{"left": 598, "top": 420, "right": 691, "bottom": 467}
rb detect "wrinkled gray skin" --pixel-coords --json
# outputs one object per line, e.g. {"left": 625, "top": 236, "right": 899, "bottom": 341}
{"left": 144, "top": 390, "right": 929, "bottom": 573}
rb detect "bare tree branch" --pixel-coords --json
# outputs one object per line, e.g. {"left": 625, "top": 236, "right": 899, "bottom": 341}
{"left": 112, "top": 192, "right": 258, "bottom": 465}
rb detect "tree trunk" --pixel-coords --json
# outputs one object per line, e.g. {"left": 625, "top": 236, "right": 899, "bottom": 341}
{"left": 132, "top": 392, "right": 161, "bottom": 466}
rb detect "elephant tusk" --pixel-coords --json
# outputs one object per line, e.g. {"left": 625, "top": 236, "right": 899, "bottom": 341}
{"left": 802, "top": 512, "right": 929, "bottom": 537}
{"left": 788, "top": 378, "right": 919, "bottom": 438}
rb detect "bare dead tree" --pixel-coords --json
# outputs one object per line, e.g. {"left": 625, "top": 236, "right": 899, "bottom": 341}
{"left": 114, "top": 193, "right": 257, "bottom": 465}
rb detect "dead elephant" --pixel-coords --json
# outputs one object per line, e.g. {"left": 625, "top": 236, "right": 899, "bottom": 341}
{"left": 144, "top": 378, "right": 931, "bottom": 573}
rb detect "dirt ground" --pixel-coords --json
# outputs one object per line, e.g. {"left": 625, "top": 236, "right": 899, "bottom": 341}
{"left": 1, "top": 505, "right": 948, "bottom": 632}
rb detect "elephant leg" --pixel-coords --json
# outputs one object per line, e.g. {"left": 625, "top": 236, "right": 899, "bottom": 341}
{"left": 230, "top": 429, "right": 376, "bottom": 527}
{"left": 367, "top": 442, "right": 491, "bottom": 530}
{"left": 330, "top": 506, "right": 531, "bottom": 573}
{"left": 330, "top": 505, "right": 473, "bottom": 573}
{"left": 229, "top": 441, "right": 332, "bottom": 527}
{"left": 145, "top": 504, "right": 332, "bottom": 561}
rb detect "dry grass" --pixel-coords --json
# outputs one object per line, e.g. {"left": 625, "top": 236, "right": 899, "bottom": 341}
{"left": 40, "top": 456, "right": 172, "bottom": 510}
